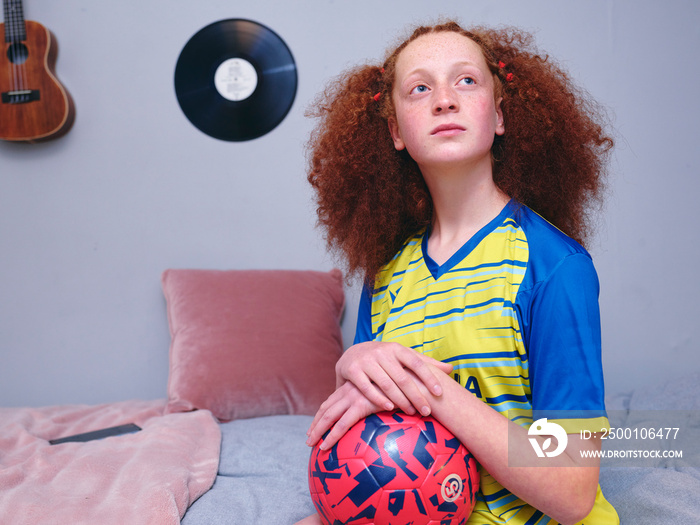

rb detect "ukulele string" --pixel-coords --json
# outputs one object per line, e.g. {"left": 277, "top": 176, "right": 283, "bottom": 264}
{"left": 2, "top": 3, "right": 12, "bottom": 97}
{"left": 9, "top": 12, "right": 18, "bottom": 97}
{"left": 5, "top": 0, "right": 27, "bottom": 100}
{"left": 4, "top": 2, "right": 17, "bottom": 97}
{"left": 14, "top": 1, "right": 25, "bottom": 98}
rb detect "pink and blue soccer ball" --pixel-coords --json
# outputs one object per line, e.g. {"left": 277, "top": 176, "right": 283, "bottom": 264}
{"left": 308, "top": 411, "right": 479, "bottom": 525}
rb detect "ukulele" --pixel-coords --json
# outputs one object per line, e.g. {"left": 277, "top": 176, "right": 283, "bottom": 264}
{"left": 0, "top": 0, "right": 74, "bottom": 142}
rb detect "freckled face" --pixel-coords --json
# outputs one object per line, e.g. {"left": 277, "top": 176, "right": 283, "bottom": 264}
{"left": 388, "top": 32, "right": 505, "bottom": 173}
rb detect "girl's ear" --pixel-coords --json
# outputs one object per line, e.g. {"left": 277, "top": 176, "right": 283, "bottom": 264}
{"left": 388, "top": 117, "right": 406, "bottom": 151}
{"left": 495, "top": 97, "right": 505, "bottom": 136}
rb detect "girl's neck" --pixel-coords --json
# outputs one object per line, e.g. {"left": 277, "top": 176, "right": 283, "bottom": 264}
{"left": 422, "top": 164, "right": 509, "bottom": 266}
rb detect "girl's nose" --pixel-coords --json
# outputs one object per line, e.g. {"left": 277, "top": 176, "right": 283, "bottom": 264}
{"left": 433, "top": 86, "right": 459, "bottom": 113}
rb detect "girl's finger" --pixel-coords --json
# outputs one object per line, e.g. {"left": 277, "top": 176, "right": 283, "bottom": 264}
{"left": 349, "top": 364, "right": 397, "bottom": 412}
{"left": 318, "top": 403, "right": 372, "bottom": 450}
{"left": 306, "top": 389, "right": 350, "bottom": 444}
{"left": 373, "top": 359, "right": 428, "bottom": 415}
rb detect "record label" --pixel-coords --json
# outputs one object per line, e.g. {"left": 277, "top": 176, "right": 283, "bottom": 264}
{"left": 214, "top": 58, "right": 258, "bottom": 101}
{"left": 174, "top": 19, "right": 297, "bottom": 142}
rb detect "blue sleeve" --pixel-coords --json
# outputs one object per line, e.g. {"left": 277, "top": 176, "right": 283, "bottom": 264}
{"left": 353, "top": 283, "right": 373, "bottom": 344}
{"left": 523, "top": 253, "right": 607, "bottom": 419}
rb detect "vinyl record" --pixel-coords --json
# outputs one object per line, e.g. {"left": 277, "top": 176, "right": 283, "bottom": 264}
{"left": 174, "top": 19, "right": 297, "bottom": 141}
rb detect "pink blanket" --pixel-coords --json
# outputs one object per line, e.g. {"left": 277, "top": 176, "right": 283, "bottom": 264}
{"left": 0, "top": 399, "right": 220, "bottom": 524}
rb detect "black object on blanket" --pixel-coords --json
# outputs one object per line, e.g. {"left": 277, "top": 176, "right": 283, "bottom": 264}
{"left": 49, "top": 423, "right": 141, "bottom": 445}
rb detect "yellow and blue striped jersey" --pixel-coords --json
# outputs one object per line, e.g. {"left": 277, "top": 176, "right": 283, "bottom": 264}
{"left": 354, "top": 201, "right": 618, "bottom": 524}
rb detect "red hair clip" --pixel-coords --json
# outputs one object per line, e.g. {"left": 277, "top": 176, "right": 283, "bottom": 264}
{"left": 374, "top": 68, "right": 385, "bottom": 101}
{"left": 498, "top": 61, "right": 514, "bottom": 82}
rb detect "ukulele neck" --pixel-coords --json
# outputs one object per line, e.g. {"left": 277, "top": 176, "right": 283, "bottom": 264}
{"left": 3, "top": 0, "right": 27, "bottom": 42}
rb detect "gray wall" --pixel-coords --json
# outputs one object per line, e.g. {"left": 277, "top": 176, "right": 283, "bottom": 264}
{"left": 2, "top": 0, "right": 698, "bottom": 407}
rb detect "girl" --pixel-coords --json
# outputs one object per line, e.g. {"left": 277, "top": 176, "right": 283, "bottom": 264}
{"left": 300, "top": 20, "right": 617, "bottom": 525}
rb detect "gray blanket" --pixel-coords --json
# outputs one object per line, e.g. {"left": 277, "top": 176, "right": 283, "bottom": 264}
{"left": 183, "top": 373, "right": 700, "bottom": 524}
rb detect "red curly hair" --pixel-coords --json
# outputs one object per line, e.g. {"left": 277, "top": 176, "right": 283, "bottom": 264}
{"left": 307, "top": 21, "right": 613, "bottom": 282}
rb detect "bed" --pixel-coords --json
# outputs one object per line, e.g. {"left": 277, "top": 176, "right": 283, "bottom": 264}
{"left": 1, "top": 268, "right": 698, "bottom": 524}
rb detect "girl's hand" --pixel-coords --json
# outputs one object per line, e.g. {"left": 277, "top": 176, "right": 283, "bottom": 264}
{"left": 306, "top": 381, "right": 384, "bottom": 450}
{"left": 336, "top": 341, "right": 453, "bottom": 417}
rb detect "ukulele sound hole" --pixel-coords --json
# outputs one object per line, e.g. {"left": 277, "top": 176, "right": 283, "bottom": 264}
{"left": 7, "top": 42, "right": 29, "bottom": 65}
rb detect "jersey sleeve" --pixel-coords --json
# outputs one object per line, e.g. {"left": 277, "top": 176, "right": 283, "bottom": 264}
{"left": 524, "top": 253, "right": 608, "bottom": 432}
{"left": 353, "top": 283, "right": 374, "bottom": 344}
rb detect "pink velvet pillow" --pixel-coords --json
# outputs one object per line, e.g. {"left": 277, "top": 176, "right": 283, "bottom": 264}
{"left": 162, "top": 268, "right": 345, "bottom": 421}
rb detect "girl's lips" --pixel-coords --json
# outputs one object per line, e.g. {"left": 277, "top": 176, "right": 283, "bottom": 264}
{"left": 431, "top": 124, "right": 466, "bottom": 136}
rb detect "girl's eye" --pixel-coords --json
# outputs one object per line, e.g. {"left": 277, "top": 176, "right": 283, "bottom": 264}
{"left": 410, "top": 84, "right": 429, "bottom": 94}
{"left": 460, "top": 77, "right": 475, "bottom": 86}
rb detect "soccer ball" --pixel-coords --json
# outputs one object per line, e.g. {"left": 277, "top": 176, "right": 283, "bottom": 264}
{"left": 308, "top": 411, "right": 479, "bottom": 525}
